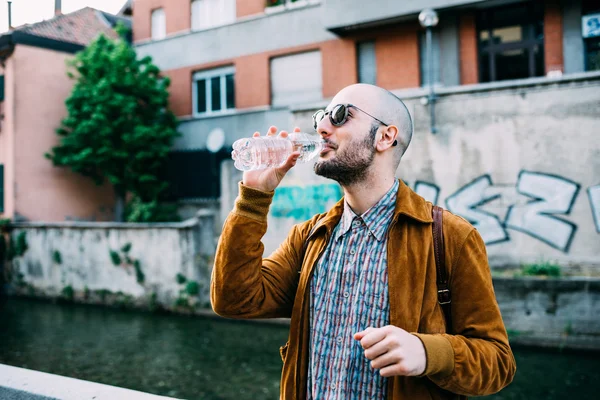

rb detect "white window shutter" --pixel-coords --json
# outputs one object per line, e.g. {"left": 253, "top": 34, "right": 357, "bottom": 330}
{"left": 271, "top": 51, "right": 323, "bottom": 107}
{"left": 151, "top": 8, "right": 166, "bottom": 40}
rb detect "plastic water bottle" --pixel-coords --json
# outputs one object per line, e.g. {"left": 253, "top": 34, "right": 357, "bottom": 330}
{"left": 231, "top": 132, "right": 324, "bottom": 171}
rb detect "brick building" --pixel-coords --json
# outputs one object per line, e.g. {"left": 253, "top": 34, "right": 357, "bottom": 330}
{"left": 132, "top": 0, "right": 599, "bottom": 204}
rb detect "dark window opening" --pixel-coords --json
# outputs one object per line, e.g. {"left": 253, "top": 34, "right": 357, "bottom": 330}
{"left": 477, "top": 2, "right": 544, "bottom": 82}
{"left": 196, "top": 79, "right": 207, "bottom": 114}
{"left": 161, "top": 149, "right": 231, "bottom": 200}
{"left": 586, "top": 38, "right": 600, "bottom": 71}
{"left": 225, "top": 74, "right": 235, "bottom": 109}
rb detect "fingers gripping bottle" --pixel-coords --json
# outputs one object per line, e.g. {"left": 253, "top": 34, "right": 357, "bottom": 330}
{"left": 231, "top": 132, "right": 324, "bottom": 171}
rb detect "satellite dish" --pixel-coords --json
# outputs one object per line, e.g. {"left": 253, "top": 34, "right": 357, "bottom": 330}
{"left": 206, "top": 128, "right": 225, "bottom": 153}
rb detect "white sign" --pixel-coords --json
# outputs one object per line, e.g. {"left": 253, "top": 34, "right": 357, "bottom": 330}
{"left": 582, "top": 14, "right": 600, "bottom": 39}
{"left": 206, "top": 128, "right": 225, "bottom": 153}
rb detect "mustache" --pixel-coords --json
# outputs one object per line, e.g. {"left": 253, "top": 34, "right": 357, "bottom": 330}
{"left": 322, "top": 140, "right": 338, "bottom": 149}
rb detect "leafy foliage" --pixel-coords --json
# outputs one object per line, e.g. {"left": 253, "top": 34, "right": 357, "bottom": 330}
{"left": 46, "top": 26, "right": 180, "bottom": 221}
{"left": 521, "top": 262, "right": 561, "bottom": 278}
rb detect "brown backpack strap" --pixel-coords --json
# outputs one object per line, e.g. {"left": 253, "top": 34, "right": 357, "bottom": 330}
{"left": 432, "top": 205, "right": 452, "bottom": 333}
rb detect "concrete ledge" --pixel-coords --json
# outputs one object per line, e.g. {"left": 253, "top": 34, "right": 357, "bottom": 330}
{"left": 0, "top": 364, "right": 179, "bottom": 400}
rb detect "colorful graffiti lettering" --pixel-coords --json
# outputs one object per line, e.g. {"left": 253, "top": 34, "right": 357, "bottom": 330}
{"left": 271, "top": 183, "right": 343, "bottom": 222}
{"left": 415, "top": 170, "right": 597, "bottom": 253}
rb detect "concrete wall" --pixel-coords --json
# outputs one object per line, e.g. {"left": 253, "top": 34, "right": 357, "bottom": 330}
{"left": 0, "top": 44, "right": 115, "bottom": 222}
{"left": 399, "top": 74, "right": 600, "bottom": 270}
{"left": 0, "top": 364, "right": 177, "bottom": 400}
{"left": 5, "top": 212, "right": 216, "bottom": 311}
{"left": 494, "top": 277, "right": 600, "bottom": 349}
{"left": 323, "top": 0, "right": 488, "bottom": 31}
{"left": 216, "top": 74, "right": 600, "bottom": 269}
{"left": 135, "top": 4, "right": 337, "bottom": 71}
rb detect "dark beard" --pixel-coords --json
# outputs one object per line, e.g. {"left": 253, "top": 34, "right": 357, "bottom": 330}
{"left": 314, "top": 123, "right": 378, "bottom": 186}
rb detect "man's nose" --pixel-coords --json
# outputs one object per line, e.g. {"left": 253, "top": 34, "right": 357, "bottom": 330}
{"left": 316, "top": 117, "right": 333, "bottom": 139}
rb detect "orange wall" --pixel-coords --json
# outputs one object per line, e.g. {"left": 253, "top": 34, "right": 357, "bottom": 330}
{"left": 237, "top": 0, "right": 264, "bottom": 18}
{"left": 374, "top": 27, "right": 420, "bottom": 90}
{"left": 163, "top": 39, "right": 365, "bottom": 117}
{"left": 5, "top": 45, "right": 115, "bottom": 222}
{"left": 544, "top": 0, "right": 564, "bottom": 74}
{"left": 133, "top": 0, "right": 192, "bottom": 42}
{"left": 459, "top": 12, "right": 479, "bottom": 85}
{"left": 322, "top": 39, "right": 358, "bottom": 98}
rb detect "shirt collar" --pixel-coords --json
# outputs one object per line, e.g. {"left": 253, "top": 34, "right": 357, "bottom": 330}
{"left": 335, "top": 180, "right": 400, "bottom": 242}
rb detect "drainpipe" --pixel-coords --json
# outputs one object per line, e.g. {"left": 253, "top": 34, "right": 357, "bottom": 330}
{"left": 419, "top": 9, "right": 440, "bottom": 134}
{"left": 7, "top": 1, "right": 12, "bottom": 30}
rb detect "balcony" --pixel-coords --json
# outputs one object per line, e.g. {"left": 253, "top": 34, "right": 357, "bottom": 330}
{"left": 323, "top": 0, "right": 487, "bottom": 34}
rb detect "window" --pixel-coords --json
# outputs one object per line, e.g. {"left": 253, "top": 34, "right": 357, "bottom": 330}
{"left": 0, "top": 164, "right": 4, "bottom": 213}
{"left": 357, "top": 41, "right": 377, "bottom": 85}
{"left": 582, "top": 0, "right": 600, "bottom": 72}
{"left": 193, "top": 67, "right": 235, "bottom": 116}
{"left": 477, "top": 3, "right": 544, "bottom": 82}
{"left": 270, "top": 51, "right": 322, "bottom": 106}
{"left": 191, "top": 0, "right": 235, "bottom": 31}
{"left": 419, "top": 31, "right": 441, "bottom": 86}
{"left": 585, "top": 37, "right": 600, "bottom": 71}
{"left": 161, "top": 150, "right": 230, "bottom": 200}
{"left": 151, "top": 8, "right": 166, "bottom": 40}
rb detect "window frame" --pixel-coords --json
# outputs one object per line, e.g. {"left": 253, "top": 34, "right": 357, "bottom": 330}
{"left": 192, "top": 66, "right": 236, "bottom": 118}
{"left": 476, "top": 2, "right": 544, "bottom": 83}
{"left": 356, "top": 40, "right": 377, "bottom": 86}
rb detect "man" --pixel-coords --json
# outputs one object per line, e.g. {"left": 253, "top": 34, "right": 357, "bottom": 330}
{"left": 211, "top": 84, "right": 516, "bottom": 399}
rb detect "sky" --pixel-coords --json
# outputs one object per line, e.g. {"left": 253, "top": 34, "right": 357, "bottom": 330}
{"left": 0, "top": 0, "right": 127, "bottom": 33}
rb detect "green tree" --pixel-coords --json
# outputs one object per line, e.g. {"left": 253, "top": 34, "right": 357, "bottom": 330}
{"left": 46, "top": 27, "right": 179, "bottom": 222}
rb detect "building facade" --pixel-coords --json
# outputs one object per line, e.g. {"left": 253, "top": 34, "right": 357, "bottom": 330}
{"left": 133, "top": 0, "right": 599, "bottom": 196}
{"left": 133, "top": 0, "right": 600, "bottom": 269}
{"left": 0, "top": 7, "right": 131, "bottom": 222}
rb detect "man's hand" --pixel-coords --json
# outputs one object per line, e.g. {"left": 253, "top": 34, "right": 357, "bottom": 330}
{"left": 354, "top": 326, "right": 427, "bottom": 377}
{"left": 242, "top": 126, "right": 302, "bottom": 192}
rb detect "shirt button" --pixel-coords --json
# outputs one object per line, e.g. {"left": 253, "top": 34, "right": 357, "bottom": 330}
{"left": 336, "top": 336, "right": 343, "bottom": 344}
{"left": 330, "top": 383, "right": 337, "bottom": 390}
{"left": 350, "top": 249, "right": 356, "bottom": 255}
{"left": 343, "top": 291, "right": 349, "bottom": 298}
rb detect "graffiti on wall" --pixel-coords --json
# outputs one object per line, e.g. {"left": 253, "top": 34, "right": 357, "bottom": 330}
{"left": 590, "top": 185, "right": 600, "bottom": 234}
{"left": 417, "top": 170, "right": 596, "bottom": 253}
{"left": 271, "top": 183, "right": 343, "bottom": 222}
{"left": 270, "top": 171, "right": 598, "bottom": 253}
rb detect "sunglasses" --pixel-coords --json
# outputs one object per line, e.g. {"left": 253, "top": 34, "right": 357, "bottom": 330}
{"left": 312, "top": 103, "right": 397, "bottom": 146}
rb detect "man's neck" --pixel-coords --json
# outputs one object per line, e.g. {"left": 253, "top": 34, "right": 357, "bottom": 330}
{"left": 342, "top": 174, "right": 397, "bottom": 215}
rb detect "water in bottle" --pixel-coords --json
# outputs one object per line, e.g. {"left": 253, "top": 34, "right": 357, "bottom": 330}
{"left": 231, "top": 132, "right": 324, "bottom": 171}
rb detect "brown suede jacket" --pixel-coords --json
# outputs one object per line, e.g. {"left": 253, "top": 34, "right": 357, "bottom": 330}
{"left": 211, "top": 180, "right": 516, "bottom": 400}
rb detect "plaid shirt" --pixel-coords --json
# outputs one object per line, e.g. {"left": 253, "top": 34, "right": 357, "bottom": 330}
{"left": 307, "top": 180, "right": 399, "bottom": 399}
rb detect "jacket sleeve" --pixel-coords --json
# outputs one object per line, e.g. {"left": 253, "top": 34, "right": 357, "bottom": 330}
{"left": 210, "top": 182, "right": 307, "bottom": 319}
{"left": 414, "top": 228, "right": 516, "bottom": 396}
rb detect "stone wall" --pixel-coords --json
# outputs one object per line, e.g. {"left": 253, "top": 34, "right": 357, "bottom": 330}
{"left": 2, "top": 211, "right": 216, "bottom": 312}
{"left": 494, "top": 277, "right": 600, "bottom": 350}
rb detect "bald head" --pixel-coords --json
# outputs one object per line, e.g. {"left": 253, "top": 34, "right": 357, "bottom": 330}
{"left": 331, "top": 84, "right": 413, "bottom": 165}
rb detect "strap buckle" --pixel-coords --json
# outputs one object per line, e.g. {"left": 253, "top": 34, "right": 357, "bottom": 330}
{"left": 438, "top": 288, "right": 451, "bottom": 305}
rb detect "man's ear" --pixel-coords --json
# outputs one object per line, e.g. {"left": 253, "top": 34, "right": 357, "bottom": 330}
{"left": 376, "top": 125, "right": 399, "bottom": 152}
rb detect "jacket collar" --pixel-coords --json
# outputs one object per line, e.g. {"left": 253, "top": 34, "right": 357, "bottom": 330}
{"left": 311, "top": 179, "right": 434, "bottom": 238}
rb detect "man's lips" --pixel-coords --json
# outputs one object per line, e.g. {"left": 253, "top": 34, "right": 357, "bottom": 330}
{"left": 321, "top": 142, "right": 337, "bottom": 153}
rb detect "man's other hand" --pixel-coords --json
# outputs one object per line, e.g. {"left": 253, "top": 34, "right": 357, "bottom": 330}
{"left": 354, "top": 325, "right": 427, "bottom": 377}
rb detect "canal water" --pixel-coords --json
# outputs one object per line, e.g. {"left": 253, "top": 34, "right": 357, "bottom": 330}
{"left": 0, "top": 298, "right": 598, "bottom": 400}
